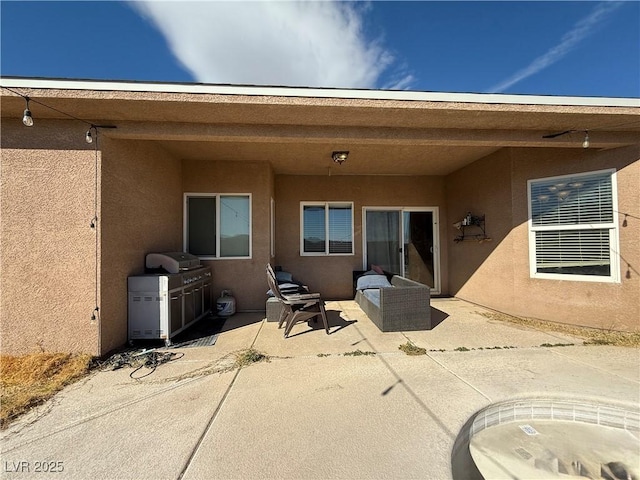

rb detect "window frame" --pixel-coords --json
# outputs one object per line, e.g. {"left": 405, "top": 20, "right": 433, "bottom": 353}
{"left": 183, "top": 193, "right": 252, "bottom": 260}
{"left": 300, "top": 201, "right": 354, "bottom": 256}
{"left": 270, "top": 197, "right": 275, "bottom": 258}
{"left": 527, "top": 169, "right": 620, "bottom": 283}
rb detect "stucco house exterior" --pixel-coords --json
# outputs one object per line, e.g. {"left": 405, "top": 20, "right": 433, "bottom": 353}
{"left": 1, "top": 77, "right": 638, "bottom": 356}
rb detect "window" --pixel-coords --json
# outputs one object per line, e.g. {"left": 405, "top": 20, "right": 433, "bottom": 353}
{"left": 184, "top": 194, "right": 251, "bottom": 259}
{"left": 301, "top": 202, "right": 353, "bottom": 255}
{"left": 528, "top": 170, "right": 619, "bottom": 282}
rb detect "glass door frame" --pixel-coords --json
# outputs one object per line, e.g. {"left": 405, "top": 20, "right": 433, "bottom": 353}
{"left": 362, "top": 206, "right": 441, "bottom": 295}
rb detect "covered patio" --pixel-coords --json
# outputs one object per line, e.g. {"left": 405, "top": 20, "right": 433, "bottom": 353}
{"left": 1, "top": 78, "right": 638, "bottom": 356}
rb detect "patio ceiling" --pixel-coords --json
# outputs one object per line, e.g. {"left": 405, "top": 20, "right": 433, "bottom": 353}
{"left": 2, "top": 82, "right": 638, "bottom": 176}
{"left": 155, "top": 140, "right": 502, "bottom": 176}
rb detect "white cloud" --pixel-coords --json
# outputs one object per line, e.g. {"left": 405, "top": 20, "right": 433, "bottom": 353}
{"left": 489, "top": 1, "right": 624, "bottom": 93}
{"left": 129, "top": 1, "right": 413, "bottom": 89}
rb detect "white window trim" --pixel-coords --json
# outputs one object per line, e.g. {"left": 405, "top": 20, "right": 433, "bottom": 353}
{"left": 183, "top": 193, "right": 252, "bottom": 260}
{"left": 300, "top": 201, "right": 354, "bottom": 256}
{"left": 527, "top": 169, "right": 620, "bottom": 283}
{"left": 270, "top": 197, "right": 275, "bottom": 258}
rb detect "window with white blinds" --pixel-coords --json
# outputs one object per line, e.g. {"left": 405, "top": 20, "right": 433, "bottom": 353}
{"left": 301, "top": 202, "right": 353, "bottom": 255}
{"left": 528, "top": 170, "right": 619, "bottom": 282}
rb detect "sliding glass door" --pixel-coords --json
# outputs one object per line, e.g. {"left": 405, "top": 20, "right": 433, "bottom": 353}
{"left": 364, "top": 208, "right": 440, "bottom": 293}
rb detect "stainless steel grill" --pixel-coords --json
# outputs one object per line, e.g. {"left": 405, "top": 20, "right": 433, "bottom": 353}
{"left": 128, "top": 253, "right": 212, "bottom": 346}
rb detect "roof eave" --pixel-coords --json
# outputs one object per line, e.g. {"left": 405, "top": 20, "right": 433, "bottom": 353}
{"left": 1, "top": 76, "right": 639, "bottom": 108}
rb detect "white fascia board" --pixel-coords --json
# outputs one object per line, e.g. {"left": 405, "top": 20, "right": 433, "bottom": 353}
{"left": 1, "top": 77, "right": 639, "bottom": 108}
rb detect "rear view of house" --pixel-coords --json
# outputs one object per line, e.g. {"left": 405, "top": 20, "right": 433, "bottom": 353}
{"left": 1, "top": 77, "right": 638, "bottom": 356}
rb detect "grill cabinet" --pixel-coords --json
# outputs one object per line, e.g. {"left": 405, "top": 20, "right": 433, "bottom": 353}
{"left": 128, "top": 253, "right": 212, "bottom": 346}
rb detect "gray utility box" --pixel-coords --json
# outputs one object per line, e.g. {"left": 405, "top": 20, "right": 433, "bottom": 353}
{"left": 128, "top": 267, "right": 212, "bottom": 346}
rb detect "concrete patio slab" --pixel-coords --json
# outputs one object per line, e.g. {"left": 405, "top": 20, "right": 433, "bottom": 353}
{"left": 253, "top": 299, "right": 586, "bottom": 358}
{"left": 181, "top": 356, "right": 460, "bottom": 480}
{"left": 2, "top": 372, "right": 237, "bottom": 480}
{"left": 1, "top": 299, "right": 637, "bottom": 480}
{"left": 423, "top": 347, "right": 640, "bottom": 405}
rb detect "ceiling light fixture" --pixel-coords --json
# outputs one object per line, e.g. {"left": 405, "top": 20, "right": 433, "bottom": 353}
{"left": 22, "top": 97, "right": 33, "bottom": 127}
{"left": 85, "top": 127, "right": 94, "bottom": 144}
{"left": 582, "top": 131, "right": 590, "bottom": 149}
{"left": 332, "top": 151, "right": 349, "bottom": 165}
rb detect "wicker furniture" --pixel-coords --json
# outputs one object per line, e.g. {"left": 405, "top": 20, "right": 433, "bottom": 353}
{"left": 266, "top": 297, "right": 284, "bottom": 322}
{"left": 355, "top": 275, "right": 431, "bottom": 332}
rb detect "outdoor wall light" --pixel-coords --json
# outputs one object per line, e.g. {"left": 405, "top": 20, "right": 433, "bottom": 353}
{"left": 22, "top": 97, "right": 33, "bottom": 127}
{"left": 86, "top": 125, "right": 116, "bottom": 144}
{"left": 332, "top": 151, "right": 349, "bottom": 164}
{"left": 542, "top": 128, "right": 591, "bottom": 149}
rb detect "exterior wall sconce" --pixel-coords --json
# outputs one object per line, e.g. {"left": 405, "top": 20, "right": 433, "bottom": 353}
{"left": 332, "top": 151, "right": 349, "bottom": 165}
{"left": 542, "top": 129, "right": 590, "bottom": 148}
{"left": 453, "top": 212, "right": 491, "bottom": 243}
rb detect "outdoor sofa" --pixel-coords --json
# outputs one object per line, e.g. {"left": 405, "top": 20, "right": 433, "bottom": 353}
{"left": 354, "top": 272, "right": 431, "bottom": 332}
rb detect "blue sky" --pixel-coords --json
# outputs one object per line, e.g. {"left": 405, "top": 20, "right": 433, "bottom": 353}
{"left": 1, "top": 1, "right": 638, "bottom": 97}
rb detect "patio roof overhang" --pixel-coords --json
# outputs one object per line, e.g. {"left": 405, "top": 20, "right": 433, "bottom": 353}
{"left": 2, "top": 77, "right": 638, "bottom": 176}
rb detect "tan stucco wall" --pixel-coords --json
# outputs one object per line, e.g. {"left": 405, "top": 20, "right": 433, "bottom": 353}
{"left": 447, "top": 146, "right": 640, "bottom": 331}
{"left": 182, "top": 160, "right": 273, "bottom": 311}
{"left": 274, "top": 175, "right": 448, "bottom": 299}
{"left": 446, "top": 149, "right": 516, "bottom": 310}
{"left": 1, "top": 120, "right": 100, "bottom": 354}
{"left": 99, "top": 138, "right": 183, "bottom": 354}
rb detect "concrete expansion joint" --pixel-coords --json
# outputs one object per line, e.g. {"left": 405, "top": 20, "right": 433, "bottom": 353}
{"left": 426, "top": 352, "right": 493, "bottom": 402}
{"left": 548, "top": 348, "right": 640, "bottom": 384}
{"left": 178, "top": 365, "right": 242, "bottom": 480}
{"left": 1, "top": 375, "right": 208, "bottom": 454}
{"left": 179, "top": 318, "right": 267, "bottom": 479}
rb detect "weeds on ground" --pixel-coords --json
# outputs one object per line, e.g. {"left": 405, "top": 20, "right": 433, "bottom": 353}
{"left": 317, "top": 353, "right": 331, "bottom": 357}
{"left": 479, "top": 311, "right": 640, "bottom": 347}
{"left": 153, "top": 348, "right": 269, "bottom": 383}
{"left": 233, "top": 348, "right": 269, "bottom": 368}
{"left": 398, "top": 342, "right": 427, "bottom": 356}
{"left": 343, "top": 349, "right": 376, "bottom": 357}
{"left": 1, "top": 353, "right": 93, "bottom": 429}
{"left": 424, "top": 345, "right": 520, "bottom": 353}
{"left": 540, "top": 343, "right": 575, "bottom": 348}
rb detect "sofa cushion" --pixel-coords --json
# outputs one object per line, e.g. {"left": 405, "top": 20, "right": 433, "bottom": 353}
{"left": 356, "top": 274, "right": 392, "bottom": 290}
{"left": 362, "top": 288, "right": 381, "bottom": 307}
{"left": 361, "top": 269, "right": 379, "bottom": 276}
